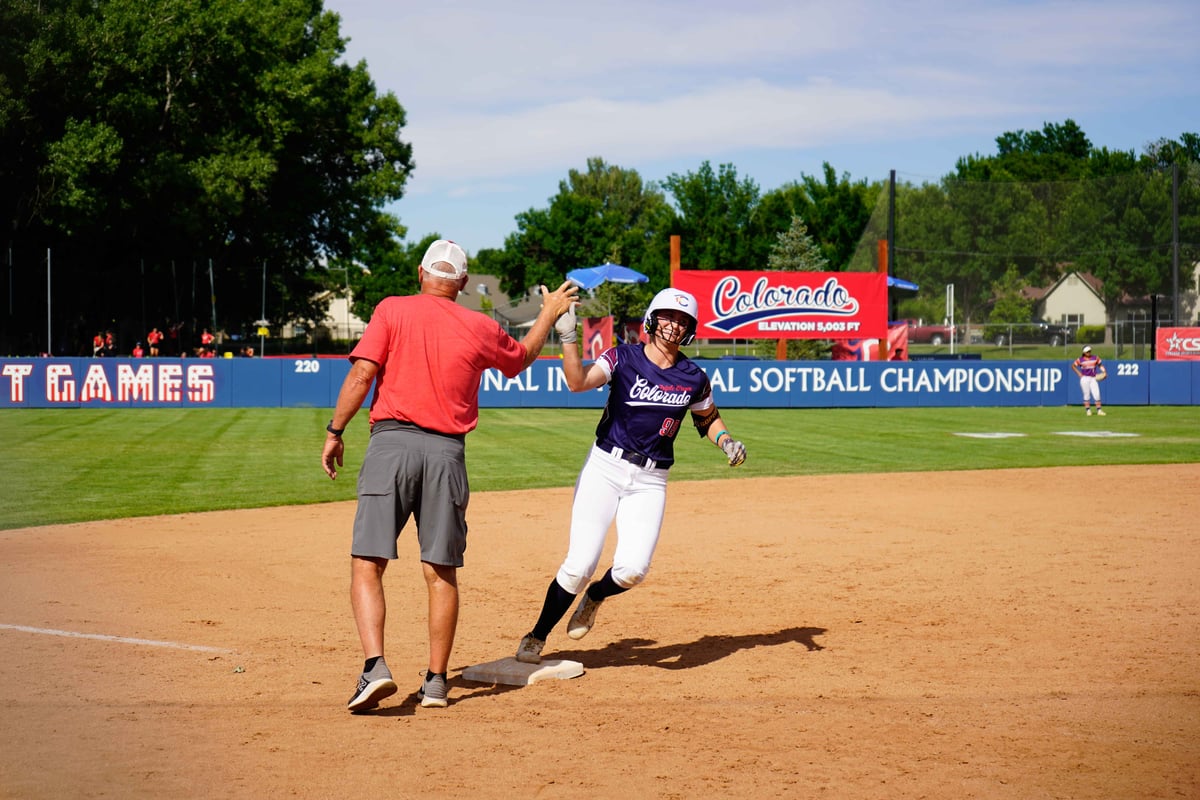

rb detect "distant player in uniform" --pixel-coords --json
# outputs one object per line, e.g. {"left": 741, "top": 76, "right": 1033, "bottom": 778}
{"left": 515, "top": 288, "right": 747, "bottom": 664}
{"left": 1071, "top": 345, "right": 1107, "bottom": 416}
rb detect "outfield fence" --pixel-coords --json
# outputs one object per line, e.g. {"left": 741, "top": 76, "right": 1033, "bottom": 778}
{"left": 2, "top": 357, "right": 1197, "bottom": 409}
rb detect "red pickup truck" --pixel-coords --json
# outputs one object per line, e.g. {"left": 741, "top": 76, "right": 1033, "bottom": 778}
{"left": 900, "top": 319, "right": 957, "bottom": 345}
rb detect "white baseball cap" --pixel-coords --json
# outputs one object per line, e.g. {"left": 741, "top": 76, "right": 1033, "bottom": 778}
{"left": 1082, "top": 345, "right": 1092, "bottom": 353}
{"left": 421, "top": 239, "right": 468, "bottom": 279}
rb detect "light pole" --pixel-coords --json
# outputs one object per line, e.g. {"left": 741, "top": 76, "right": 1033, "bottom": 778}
{"left": 259, "top": 261, "right": 267, "bottom": 355}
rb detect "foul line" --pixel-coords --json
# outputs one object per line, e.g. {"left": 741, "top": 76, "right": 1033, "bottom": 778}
{"left": 0, "top": 623, "right": 232, "bottom": 653}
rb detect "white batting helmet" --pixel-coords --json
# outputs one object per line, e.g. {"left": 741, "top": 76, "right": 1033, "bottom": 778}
{"left": 644, "top": 288, "right": 699, "bottom": 346}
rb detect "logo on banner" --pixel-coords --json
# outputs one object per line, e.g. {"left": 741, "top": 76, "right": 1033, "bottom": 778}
{"left": 1156, "top": 327, "right": 1200, "bottom": 360}
{"left": 1163, "top": 331, "right": 1200, "bottom": 358}
{"left": 708, "top": 276, "right": 859, "bottom": 334}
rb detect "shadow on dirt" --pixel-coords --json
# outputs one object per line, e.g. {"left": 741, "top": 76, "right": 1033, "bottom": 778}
{"left": 360, "top": 626, "right": 828, "bottom": 713}
{"left": 546, "top": 625, "right": 826, "bottom": 671}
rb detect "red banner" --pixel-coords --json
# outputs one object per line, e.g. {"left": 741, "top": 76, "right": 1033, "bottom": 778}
{"left": 1156, "top": 327, "right": 1200, "bottom": 360}
{"left": 830, "top": 323, "right": 909, "bottom": 361}
{"left": 673, "top": 271, "right": 888, "bottom": 340}
{"left": 583, "top": 317, "right": 613, "bottom": 360}
{"left": 620, "top": 319, "right": 648, "bottom": 345}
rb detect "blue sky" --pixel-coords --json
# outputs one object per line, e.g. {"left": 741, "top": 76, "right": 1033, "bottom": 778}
{"left": 324, "top": 0, "right": 1200, "bottom": 255}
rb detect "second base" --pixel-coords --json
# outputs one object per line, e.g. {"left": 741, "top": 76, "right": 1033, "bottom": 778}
{"left": 461, "top": 657, "right": 584, "bottom": 687}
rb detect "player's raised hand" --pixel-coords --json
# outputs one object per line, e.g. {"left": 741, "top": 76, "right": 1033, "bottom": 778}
{"left": 540, "top": 280, "right": 580, "bottom": 321}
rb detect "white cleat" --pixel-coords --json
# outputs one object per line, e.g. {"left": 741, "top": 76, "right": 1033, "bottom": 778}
{"left": 567, "top": 593, "right": 602, "bottom": 640}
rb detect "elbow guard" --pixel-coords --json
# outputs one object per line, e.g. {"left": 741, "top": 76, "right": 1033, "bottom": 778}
{"left": 691, "top": 406, "right": 719, "bottom": 438}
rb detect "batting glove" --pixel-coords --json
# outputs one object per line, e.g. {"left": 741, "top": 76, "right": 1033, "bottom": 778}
{"left": 554, "top": 304, "right": 578, "bottom": 344}
{"left": 720, "top": 436, "right": 746, "bottom": 467}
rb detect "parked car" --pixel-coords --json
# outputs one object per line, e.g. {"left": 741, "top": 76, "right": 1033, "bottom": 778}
{"left": 985, "top": 319, "right": 1075, "bottom": 347}
{"left": 898, "top": 319, "right": 959, "bottom": 346}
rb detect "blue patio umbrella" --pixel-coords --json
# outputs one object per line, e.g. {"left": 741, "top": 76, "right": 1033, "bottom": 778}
{"left": 566, "top": 262, "right": 649, "bottom": 290}
{"left": 887, "top": 275, "right": 920, "bottom": 291}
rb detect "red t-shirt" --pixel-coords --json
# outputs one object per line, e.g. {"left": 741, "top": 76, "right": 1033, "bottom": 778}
{"left": 350, "top": 294, "right": 528, "bottom": 433}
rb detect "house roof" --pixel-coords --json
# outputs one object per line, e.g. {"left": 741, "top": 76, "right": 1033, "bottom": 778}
{"left": 457, "top": 273, "right": 543, "bottom": 324}
{"left": 1037, "top": 270, "right": 1105, "bottom": 302}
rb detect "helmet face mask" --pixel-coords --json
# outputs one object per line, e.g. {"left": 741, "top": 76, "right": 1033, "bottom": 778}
{"left": 648, "top": 312, "right": 696, "bottom": 345}
{"left": 643, "top": 288, "right": 699, "bottom": 346}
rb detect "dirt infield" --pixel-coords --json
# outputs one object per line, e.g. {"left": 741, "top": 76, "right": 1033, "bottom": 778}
{"left": 2, "top": 465, "right": 1198, "bottom": 799}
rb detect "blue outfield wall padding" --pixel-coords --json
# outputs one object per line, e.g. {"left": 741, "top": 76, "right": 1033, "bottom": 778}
{"left": 1, "top": 357, "right": 1197, "bottom": 409}
{"left": 1147, "top": 361, "right": 1194, "bottom": 405}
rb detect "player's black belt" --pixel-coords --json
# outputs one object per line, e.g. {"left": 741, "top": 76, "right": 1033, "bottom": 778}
{"left": 597, "top": 441, "right": 662, "bottom": 470}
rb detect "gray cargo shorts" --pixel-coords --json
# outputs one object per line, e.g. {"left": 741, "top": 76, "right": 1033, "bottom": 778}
{"left": 351, "top": 420, "right": 469, "bottom": 567}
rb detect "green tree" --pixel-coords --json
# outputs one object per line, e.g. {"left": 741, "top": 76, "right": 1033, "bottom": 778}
{"left": 988, "top": 265, "right": 1034, "bottom": 323}
{"left": 490, "top": 158, "right": 672, "bottom": 316}
{"left": 956, "top": 119, "right": 1094, "bottom": 182}
{"left": 661, "top": 161, "right": 765, "bottom": 270}
{"left": 1, "top": 0, "right": 413, "bottom": 354}
{"left": 759, "top": 163, "right": 879, "bottom": 270}
{"left": 760, "top": 216, "right": 831, "bottom": 359}
{"left": 767, "top": 217, "right": 828, "bottom": 272}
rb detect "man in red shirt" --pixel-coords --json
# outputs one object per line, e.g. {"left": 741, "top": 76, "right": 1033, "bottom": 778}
{"left": 322, "top": 239, "right": 578, "bottom": 713}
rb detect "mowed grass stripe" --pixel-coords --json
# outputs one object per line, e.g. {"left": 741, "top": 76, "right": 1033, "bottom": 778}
{"left": 2, "top": 406, "right": 1197, "bottom": 530}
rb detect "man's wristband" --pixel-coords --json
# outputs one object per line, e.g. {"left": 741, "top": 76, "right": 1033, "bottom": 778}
{"left": 714, "top": 429, "right": 729, "bottom": 445}
{"left": 326, "top": 420, "right": 345, "bottom": 437}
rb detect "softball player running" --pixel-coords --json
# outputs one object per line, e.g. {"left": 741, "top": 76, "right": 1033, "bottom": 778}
{"left": 515, "top": 288, "right": 747, "bottom": 664}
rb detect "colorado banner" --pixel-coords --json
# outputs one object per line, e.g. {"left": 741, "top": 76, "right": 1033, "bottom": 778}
{"left": 1156, "top": 327, "right": 1200, "bottom": 360}
{"left": 673, "top": 271, "right": 888, "bottom": 340}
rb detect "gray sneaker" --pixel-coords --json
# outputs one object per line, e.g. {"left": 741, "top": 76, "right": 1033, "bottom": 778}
{"left": 347, "top": 673, "right": 397, "bottom": 712}
{"left": 516, "top": 633, "right": 545, "bottom": 664}
{"left": 418, "top": 672, "right": 448, "bottom": 708}
{"left": 567, "top": 593, "right": 602, "bottom": 640}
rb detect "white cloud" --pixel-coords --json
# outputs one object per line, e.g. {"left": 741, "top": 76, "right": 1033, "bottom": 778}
{"left": 324, "top": 0, "right": 1200, "bottom": 246}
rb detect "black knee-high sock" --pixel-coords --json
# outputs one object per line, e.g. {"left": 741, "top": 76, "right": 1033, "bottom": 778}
{"left": 587, "top": 568, "right": 630, "bottom": 601}
{"left": 531, "top": 579, "right": 577, "bottom": 640}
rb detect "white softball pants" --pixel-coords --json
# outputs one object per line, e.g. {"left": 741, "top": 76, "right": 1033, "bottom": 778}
{"left": 1080, "top": 375, "right": 1101, "bottom": 404}
{"left": 555, "top": 445, "right": 669, "bottom": 594}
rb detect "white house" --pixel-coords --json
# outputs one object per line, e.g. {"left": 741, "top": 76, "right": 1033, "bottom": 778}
{"left": 1034, "top": 272, "right": 1106, "bottom": 328}
{"left": 1031, "top": 264, "right": 1200, "bottom": 330}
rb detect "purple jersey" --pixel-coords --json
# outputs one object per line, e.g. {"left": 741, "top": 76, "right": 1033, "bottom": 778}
{"left": 593, "top": 343, "right": 714, "bottom": 468}
{"left": 1073, "top": 353, "right": 1103, "bottom": 377}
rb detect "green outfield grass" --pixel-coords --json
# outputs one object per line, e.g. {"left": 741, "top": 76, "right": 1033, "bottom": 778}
{"left": 2, "top": 405, "right": 1197, "bottom": 530}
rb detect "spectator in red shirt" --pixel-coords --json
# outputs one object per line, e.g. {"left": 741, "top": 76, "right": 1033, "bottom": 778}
{"left": 146, "top": 327, "right": 163, "bottom": 357}
{"left": 323, "top": 239, "right": 578, "bottom": 713}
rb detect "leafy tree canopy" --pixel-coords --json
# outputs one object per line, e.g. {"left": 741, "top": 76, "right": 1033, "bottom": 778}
{"left": 1, "top": 0, "right": 412, "bottom": 354}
